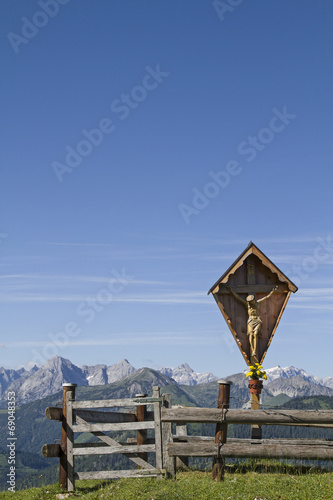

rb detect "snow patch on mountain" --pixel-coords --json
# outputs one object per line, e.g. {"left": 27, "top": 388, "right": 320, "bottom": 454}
{"left": 265, "top": 365, "right": 331, "bottom": 387}
{"left": 159, "top": 362, "right": 218, "bottom": 386}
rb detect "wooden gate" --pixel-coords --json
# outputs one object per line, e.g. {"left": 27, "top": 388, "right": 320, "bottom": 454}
{"left": 65, "top": 386, "right": 165, "bottom": 491}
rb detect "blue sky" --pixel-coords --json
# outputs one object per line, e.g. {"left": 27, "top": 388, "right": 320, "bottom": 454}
{"left": 1, "top": 0, "right": 332, "bottom": 378}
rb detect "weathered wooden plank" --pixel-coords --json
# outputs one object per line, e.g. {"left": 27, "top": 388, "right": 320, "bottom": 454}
{"left": 74, "top": 442, "right": 109, "bottom": 449}
{"left": 74, "top": 421, "right": 155, "bottom": 433}
{"left": 218, "top": 284, "right": 287, "bottom": 294}
{"left": 74, "top": 409, "right": 138, "bottom": 424}
{"left": 45, "top": 407, "right": 63, "bottom": 421}
{"left": 41, "top": 444, "right": 61, "bottom": 458}
{"left": 73, "top": 444, "right": 155, "bottom": 456}
{"left": 66, "top": 390, "right": 75, "bottom": 492}
{"left": 60, "top": 384, "right": 76, "bottom": 490}
{"left": 261, "top": 291, "right": 291, "bottom": 364}
{"left": 73, "top": 398, "right": 155, "bottom": 409}
{"left": 162, "top": 393, "right": 176, "bottom": 478}
{"left": 136, "top": 394, "right": 148, "bottom": 466}
{"left": 75, "top": 469, "right": 165, "bottom": 480}
{"left": 167, "top": 442, "right": 333, "bottom": 460}
{"left": 174, "top": 435, "right": 214, "bottom": 442}
{"left": 153, "top": 386, "right": 163, "bottom": 479}
{"left": 173, "top": 436, "right": 333, "bottom": 447}
{"left": 161, "top": 408, "right": 333, "bottom": 425}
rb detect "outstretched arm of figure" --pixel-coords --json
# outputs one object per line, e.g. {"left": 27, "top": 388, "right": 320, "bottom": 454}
{"left": 226, "top": 286, "right": 247, "bottom": 306}
{"left": 257, "top": 285, "right": 279, "bottom": 303}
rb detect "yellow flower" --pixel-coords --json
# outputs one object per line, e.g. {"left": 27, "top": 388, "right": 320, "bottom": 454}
{"left": 255, "top": 362, "right": 260, "bottom": 366}
{"left": 246, "top": 372, "right": 253, "bottom": 378}
{"left": 249, "top": 365, "right": 255, "bottom": 370}
{"left": 263, "top": 374, "right": 267, "bottom": 380}
{"left": 256, "top": 370, "right": 261, "bottom": 375}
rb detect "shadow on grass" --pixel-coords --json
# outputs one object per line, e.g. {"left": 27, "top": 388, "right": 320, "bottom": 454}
{"left": 75, "top": 479, "right": 115, "bottom": 494}
{"left": 226, "top": 459, "right": 332, "bottom": 475}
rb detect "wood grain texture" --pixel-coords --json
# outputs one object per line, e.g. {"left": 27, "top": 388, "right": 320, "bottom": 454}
{"left": 167, "top": 441, "right": 333, "bottom": 460}
{"left": 45, "top": 407, "right": 63, "bottom": 421}
{"left": 41, "top": 444, "right": 61, "bottom": 458}
{"left": 161, "top": 393, "right": 176, "bottom": 478}
{"left": 73, "top": 444, "right": 155, "bottom": 456}
{"left": 153, "top": 386, "right": 163, "bottom": 478}
{"left": 73, "top": 420, "right": 155, "bottom": 433}
{"left": 72, "top": 398, "right": 154, "bottom": 409}
{"left": 74, "top": 469, "right": 164, "bottom": 480}
{"left": 161, "top": 408, "right": 333, "bottom": 425}
{"left": 66, "top": 390, "right": 75, "bottom": 492}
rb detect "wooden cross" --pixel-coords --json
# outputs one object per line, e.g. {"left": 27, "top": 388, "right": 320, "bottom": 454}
{"left": 208, "top": 242, "right": 297, "bottom": 367}
{"left": 208, "top": 242, "right": 298, "bottom": 440}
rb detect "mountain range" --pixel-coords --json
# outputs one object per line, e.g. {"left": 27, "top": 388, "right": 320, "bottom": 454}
{"left": 0, "top": 355, "right": 332, "bottom": 408}
{"left": 0, "top": 359, "right": 333, "bottom": 491}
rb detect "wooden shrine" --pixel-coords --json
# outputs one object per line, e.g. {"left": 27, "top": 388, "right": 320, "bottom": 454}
{"left": 208, "top": 242, "right": 298, "bottom": 366}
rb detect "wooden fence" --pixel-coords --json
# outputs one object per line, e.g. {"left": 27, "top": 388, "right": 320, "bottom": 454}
{"left": 43, "top": 381, "right": 333, "bottom": 490}
{"left": 161, "top": 381, "right": 333, "bottom": 480}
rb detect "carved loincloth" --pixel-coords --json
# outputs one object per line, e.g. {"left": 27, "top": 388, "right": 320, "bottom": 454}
{"left": 247, "top": 317, "right": 262, "bottom": 334}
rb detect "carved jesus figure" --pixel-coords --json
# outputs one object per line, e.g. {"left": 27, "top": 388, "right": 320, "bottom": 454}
{"left": 227, "top": 285, "right": 278, "bottom": 359}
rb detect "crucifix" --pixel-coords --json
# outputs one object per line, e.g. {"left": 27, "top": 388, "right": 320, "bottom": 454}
{"left": 208, "top": 243, "right": 297, "bottom": 366}
{"left": 208, "top": 242, "right": 297, "bottom": 439}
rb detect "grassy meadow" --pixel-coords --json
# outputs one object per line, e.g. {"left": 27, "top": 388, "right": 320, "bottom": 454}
{"left": 1, "top": 462, "right": 333, "bottom": 500}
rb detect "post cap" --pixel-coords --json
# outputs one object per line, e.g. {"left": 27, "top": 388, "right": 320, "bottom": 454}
{"left": 62, "top": 383, "right": 77, "bottom": 387}
{"left": 136, "top": 393, "right": 148, "bottom": 398}
{"left": 217, "top": 379, "right": 233, "bottom": 385}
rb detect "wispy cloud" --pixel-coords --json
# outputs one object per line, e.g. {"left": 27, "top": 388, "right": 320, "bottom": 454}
{"left": 288, "top": 287, "right": 333, "bottom": 310}
{"left": 0, "top": 290, "right": 211, "bottom": 304}
{"left": 0, "top": 274, "right": 173, "bottom": 298}
{"left": 0, "top": 273, "right": 170, "bottom": 285}
{"left": 6, "top": 330, "right": 223, "bottom": 348}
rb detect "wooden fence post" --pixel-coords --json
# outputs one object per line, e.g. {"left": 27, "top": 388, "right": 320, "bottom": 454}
{"left": 59, "top": 383, "right": 76, "bottom": 490}
{"left": 152, "top": 386, "right": 164, "bottom": 479}
{"left": 250, "top": 380, "right": 263, "bottom": 439}
{"left": 66, "top": 386, "right": 76, "bottom": 492}
{"left": 212, "top": 379, "right": 232, "bottom": 481}
{"left": 136, "top": 393, "right": 148, "bottom": 467}
{"left": 162, "top": 393, "right": 176, "bottom": 478}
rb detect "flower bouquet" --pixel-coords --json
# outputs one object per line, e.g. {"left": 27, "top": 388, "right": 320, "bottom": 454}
{"left": 246, "top": 363, "right": 267, "bottom": 380}
{"left": 246, "top": 363, "right": 267, "bottom": 395}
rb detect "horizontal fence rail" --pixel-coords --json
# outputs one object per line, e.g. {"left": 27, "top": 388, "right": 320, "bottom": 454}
{"left": 73, "top": 420, "right": 156, "bottom": 433}
{"left": 72, "top": 397, "right": 163, "bottom": 409}
{"left": 73, "top": 444, "right": 156, "bottom": 456}
{"left": 75, "top": 409, "right": 154, "bottom": 424}
{"left": 167, "top": 440, "right": 333, "bottom": 460}
{"left": 161, "top": 408, "right": 333, "bottom": 426}
{"left": 74, "top": 469, "right": 164, "bottom": 481}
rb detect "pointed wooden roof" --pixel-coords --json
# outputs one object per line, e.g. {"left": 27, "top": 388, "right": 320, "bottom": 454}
{"left": 208, "top": 241, "right": 298, "bottom": 295}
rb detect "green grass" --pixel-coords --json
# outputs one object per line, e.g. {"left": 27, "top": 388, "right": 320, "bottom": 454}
{"left": 1, "top": 465, "right": 333, "bottom": 499}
